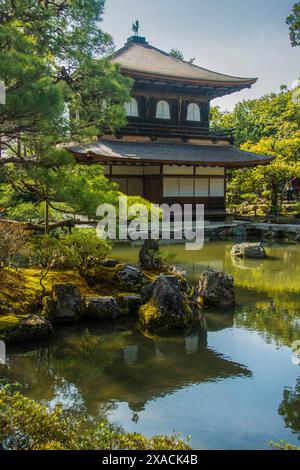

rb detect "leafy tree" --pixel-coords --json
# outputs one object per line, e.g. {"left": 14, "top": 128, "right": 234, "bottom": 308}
{"left": 211, "top": 87, "right": 300, "bottom": 147}
{"left": 211, "top": 86, "right": 300, "bottom": 214}
{"left": 232, "top": 139, "right": 300, "bottom": 213}
{"left": 287, "top": 2, "right": 300, "bottom": 47}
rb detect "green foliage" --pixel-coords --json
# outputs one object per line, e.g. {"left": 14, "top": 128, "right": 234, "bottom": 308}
{"left": 1, "top": 156, "right": 122, "bottom": 227}
{"left": 60, "top": 229, "right": 112, "bottom": 277}
{"left": 0, "top": 0, "right": 133, "bottom": 231}
{"left": 0, "top": 388, "right": 191, "bottom": 450}
{"left": 0, "top": 221, "right": 29, "bottom": 268}
{"left": 287, "top": 2, "right": 300, "bottom": 47}
{"left": 169, "top": 49, "right": 195, "bottom": 64}
{"left": 270, "top": 440, "right": 300, "bottom": 450}
{"left": 211, "top": 88, "right": 300, "bottom": 148}
{"left": 31, "top": 235, "right": 63, "bottom": 269}
{"left": 211, "top": 87, "right": 300, "bottom": 214}
{"left": 126, "top": 195, "right": 163, "bottom": 221}
{"left": 0, "top": 0, "right": 131, "bottom": 141}
{"left": 169, "top": 49, "right": 184, "bottom": 60}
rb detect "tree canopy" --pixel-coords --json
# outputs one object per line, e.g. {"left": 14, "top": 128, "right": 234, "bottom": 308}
{"left": 287, "top": 2, "right": 300, "bottom": 47}
{"left": 0, "top": 0, "right": 133, "bottom": 232}
{"left": 211, "top": 86, "right": 300, "bottom": 213}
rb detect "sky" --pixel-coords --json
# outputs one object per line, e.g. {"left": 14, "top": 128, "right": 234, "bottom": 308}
{"left": 102, "top": 0, "right": 300, "bottom": 110}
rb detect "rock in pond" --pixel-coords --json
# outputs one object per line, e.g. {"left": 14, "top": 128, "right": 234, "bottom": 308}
{"left": 196, "top": 270, "right": 236, "bottom": 310}
{"left": 139, "top": 275, "right": 200, "bottom": 334}
{"left": 0, "top": 315, "right": 53, "bottom": 343}
{"left": 86, "top": 295, "right": 142, "bottom": 321}
{"left": 86, "top": 296, "right": 123, "bottom": 320}
{"left": 43, "top": 284, "right": 86, "bottom": 323}
{"left": 117, "top": 265, "right": 145, "bottom": 289}
{"left": 231, "top": 242, "right": 266, "bottom": 259}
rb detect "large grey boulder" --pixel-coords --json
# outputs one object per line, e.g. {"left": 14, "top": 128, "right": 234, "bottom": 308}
{"left": 43, "top": 284, "right": 86, "bottom": 323}
{"left": 139, "top": 275, "right": 199, "bottom": 333}
{"left": 0, "top": 315, "right": 53, "bottom": 343}
{"left": 196, "top": 270, "right": 236, "bottom": 309}
{"left": 231, "top": 242, "right": 267, "bottom": 259}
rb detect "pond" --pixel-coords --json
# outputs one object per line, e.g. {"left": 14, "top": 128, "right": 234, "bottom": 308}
{"left": 2, "top": 241, "right": 300, "bottom": 450}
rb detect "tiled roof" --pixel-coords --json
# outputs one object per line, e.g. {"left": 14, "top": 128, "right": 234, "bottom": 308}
{"left": 69, "top": 139, "right": 274, "bottom": 167}
{"left": 111, "top": 38, "right": 257, "bottom": 86}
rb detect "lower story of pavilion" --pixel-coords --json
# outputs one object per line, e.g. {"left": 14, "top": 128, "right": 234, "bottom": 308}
{"left": 69, "top": 139, "right": 274, "bottom": 220}
{"left": 103, "top": 163, "right": 227, "bottom": 218}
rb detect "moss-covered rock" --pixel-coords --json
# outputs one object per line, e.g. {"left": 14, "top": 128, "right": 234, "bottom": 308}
{"left": 0, "top": 314, "right": 52, "bottom": 343}
{"left": 139, "top": 275, "right": 200, "bottom": 334}
{"left": 43, "top": 284, "right": 86, "bottom": 323}
{"left": 231, "top": 242, "right": 267, "bottom": 259}
{"left": 196, "top": 270, "right": 236, "bottom": 310}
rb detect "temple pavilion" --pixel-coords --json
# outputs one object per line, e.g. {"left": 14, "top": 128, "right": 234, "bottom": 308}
{"left": 70, "top": 35, "right": 273, "bottom": 218}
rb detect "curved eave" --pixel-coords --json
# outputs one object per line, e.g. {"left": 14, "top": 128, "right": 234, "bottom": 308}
{"left": 72, "top": 153, "right": 274, "bottom": 168}
{"left": 69, "top": 140, "right": 275, "bottom": 169}
{"left": 121, "top": 68, "right": 257, "bottom": 89}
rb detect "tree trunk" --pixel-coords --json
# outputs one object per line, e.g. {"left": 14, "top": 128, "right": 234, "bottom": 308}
{"left": 44, "top": 201, "right": 49, "bottom": 235}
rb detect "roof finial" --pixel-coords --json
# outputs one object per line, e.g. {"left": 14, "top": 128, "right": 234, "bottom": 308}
{"left": 132, "top": 20, "right": 140, "bottom": 36}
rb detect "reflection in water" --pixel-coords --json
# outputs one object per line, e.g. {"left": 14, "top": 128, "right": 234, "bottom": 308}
{"left": 278, "top": 378, "right": 300, "bottom": 440}
{"left": 3, "top": 322, "right": 251, "bottom": 415}
{"left": 2, "top": 241, "right": 300, "bottom": 449}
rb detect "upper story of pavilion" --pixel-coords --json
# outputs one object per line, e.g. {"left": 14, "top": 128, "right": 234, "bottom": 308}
{"left": 107, "top": 35, "right": 257, "bottom": 143}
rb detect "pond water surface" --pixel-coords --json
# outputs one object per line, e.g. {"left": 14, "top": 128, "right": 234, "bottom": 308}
{"left": 2, "top": 241, "right": 300, "bottom": 450}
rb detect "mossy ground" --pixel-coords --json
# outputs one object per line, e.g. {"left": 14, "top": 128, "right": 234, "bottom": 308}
{"left": 0, "top": 315, "right": 22, "bottom": 332}
{"left": 0, "top": 265, "right": 142, "bottom": 319}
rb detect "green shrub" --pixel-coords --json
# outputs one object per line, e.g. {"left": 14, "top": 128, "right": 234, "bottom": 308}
{"left": 61, "top": 229, "right": 112, "bottom": 278}
{"left": 0, "top": 388, "right": 191, "bottom": 450}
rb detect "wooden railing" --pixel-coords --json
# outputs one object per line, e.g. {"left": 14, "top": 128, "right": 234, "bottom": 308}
{"left": 103, "top": 122, "right": 234, "bottom": 143}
